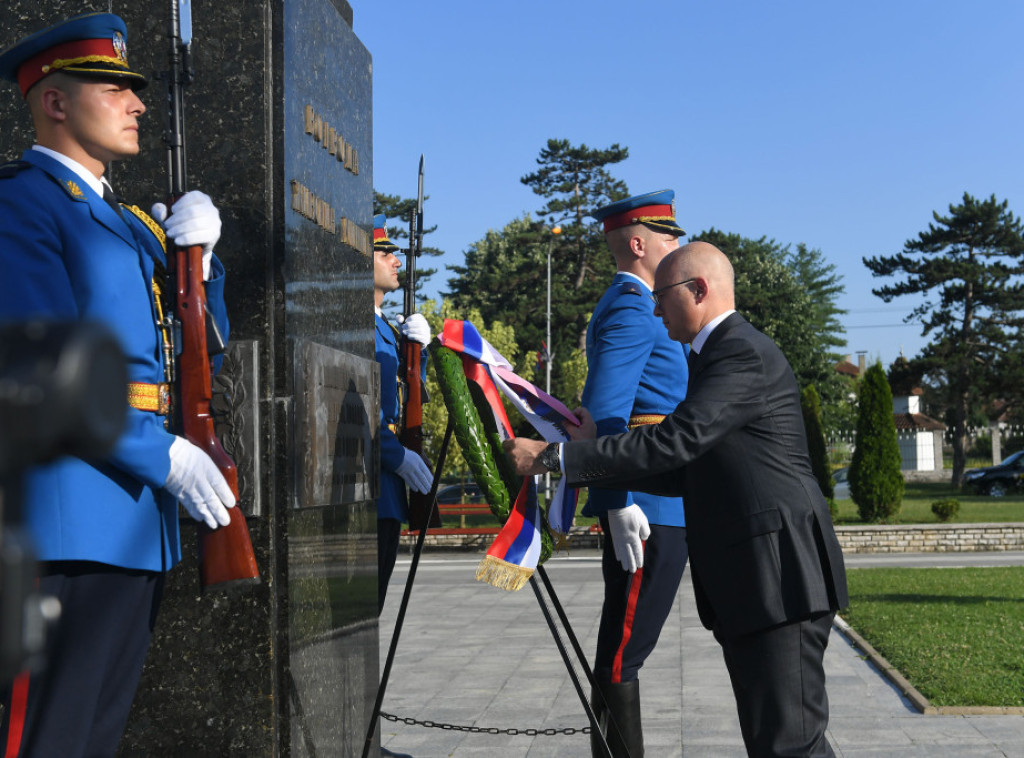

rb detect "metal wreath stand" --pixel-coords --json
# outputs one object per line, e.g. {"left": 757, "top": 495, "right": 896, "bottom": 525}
{"left": 361, "top": 418, "right": 628, "bottom": 758}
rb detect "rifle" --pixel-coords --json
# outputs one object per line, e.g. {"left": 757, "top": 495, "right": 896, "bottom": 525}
{"left": 163, "top": 0, "right": 259, "bottom": 590}
{"left": 402, "top": 156, "right": 440, "bottom": 531}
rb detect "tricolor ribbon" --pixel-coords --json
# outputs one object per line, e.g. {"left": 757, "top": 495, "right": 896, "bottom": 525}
{"left": 438, "top": 320, "right": 580, "bottom": 590}
{"left": 489, "top": 367, "right": 579, "bottom": 537}
{"left": 475, "top": 478, "right": 543, "bottom": 591}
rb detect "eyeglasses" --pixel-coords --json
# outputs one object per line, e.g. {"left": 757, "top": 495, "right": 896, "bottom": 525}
{"left": 651, "top": 278, "right": 697, "bottom": 307}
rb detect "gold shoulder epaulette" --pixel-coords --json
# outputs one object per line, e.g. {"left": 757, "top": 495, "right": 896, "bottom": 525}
{"left": 124, "top": 205, "right": 167, "bottom": 251}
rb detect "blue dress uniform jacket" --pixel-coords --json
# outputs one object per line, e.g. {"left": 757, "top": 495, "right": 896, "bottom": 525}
{"left": 0, "top": 148, "right": 229, "bottom": 572}
{"left": 375, "top": 313, "right": 409, "bottom": 522}
{"left": 374, "top": 312, "right": 429, "bottom": 522}
{"left": 581, "top": 273, "right": 688, "bottom": 526}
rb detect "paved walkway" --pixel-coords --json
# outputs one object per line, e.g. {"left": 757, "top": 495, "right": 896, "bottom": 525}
{"left": 377, "top": 550, "right": 1024, "bottom": 757}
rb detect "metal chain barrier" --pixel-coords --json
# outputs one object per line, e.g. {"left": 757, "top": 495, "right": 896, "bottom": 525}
{"left": 380, "top": 711, "right": 591, "bottom": 737}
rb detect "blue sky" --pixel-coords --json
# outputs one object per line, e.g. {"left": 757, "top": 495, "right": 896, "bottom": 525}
{"left": 355, "top": 1, "right": 1024, "bottom": 369}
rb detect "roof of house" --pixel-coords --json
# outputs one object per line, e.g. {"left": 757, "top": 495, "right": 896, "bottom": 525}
{"left": 894, "top": 412, "right": 946, "bottom": 432}
{"left": 835, "top": 360, "right": 860, "bottom": 377}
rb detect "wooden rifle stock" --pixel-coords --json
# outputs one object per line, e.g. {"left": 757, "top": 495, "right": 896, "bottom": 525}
{"left": 173, "top": 242, "right": 259, "bottom": 590}
{"left": 402, "top": 339, "right": 439, "bottom": 531}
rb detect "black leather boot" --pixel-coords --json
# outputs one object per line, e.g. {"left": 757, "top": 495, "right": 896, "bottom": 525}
{"left": 590, "top": 678, "right": 643, "bottom": 758}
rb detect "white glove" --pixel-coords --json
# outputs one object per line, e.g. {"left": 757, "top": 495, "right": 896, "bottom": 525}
{"left": 395, "top": 313, "right": 431, "bottom": 346}
{"left": 395, "top": 447, "right": 433, "bottom": 494}
{"left": 164, "top": 437, "right": 236, "bottom": 529}
{"left": 151, "top": 191, "right": 222, "bottom": 280}
{"left": 608, "top": 504, "right": 651, "bottom": 573}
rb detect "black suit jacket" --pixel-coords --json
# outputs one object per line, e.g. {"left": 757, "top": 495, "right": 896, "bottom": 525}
{"left": 566, "top": 313, "right": 848, "bottom": 638}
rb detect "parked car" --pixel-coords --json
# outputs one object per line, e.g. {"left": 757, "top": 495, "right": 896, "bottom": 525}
{"left": 435, "top": 482, "right": 485, "bottom": 504}
{"left": 964, "top": 450, "right": 1024, "bottom": 497}
{"left": 832, "top": 467, "right": 850, "bottom": 499}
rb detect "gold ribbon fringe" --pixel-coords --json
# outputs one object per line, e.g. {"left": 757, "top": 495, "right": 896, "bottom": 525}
{"left": 475, "top": 554, "right": 533, "bottom": 592}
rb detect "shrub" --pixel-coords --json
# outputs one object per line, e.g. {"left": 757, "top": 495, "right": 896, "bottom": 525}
{"left": 850, "top": 363, "right": 904, "bottom": 522}
{"left": 931, "top": 498, "right": 961, "bottom": 522}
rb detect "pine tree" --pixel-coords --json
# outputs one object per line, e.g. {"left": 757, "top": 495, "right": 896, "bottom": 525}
{"left": 863, "top": 193, "right": 1024, "bottom": 487}
{"left": 447, "top": 140, "right": 633, "bottom": 402}
{"left": 849, "top": 363, "right": 904, "bottom": 522}
{"left": 374, "top": 190, "right": 442, "bottom": 312}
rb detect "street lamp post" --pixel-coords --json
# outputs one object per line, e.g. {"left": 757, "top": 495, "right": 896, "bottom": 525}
{"left": 544, "top": 225, "right": 562, "bottom": 504}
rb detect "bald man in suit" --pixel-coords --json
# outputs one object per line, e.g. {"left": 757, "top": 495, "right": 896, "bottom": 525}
{"left": 508, "top": 242, "right": 848, "bottom": 757}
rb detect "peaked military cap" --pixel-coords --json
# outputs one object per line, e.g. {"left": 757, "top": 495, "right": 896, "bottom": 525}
{"left": 593, "top": 189, "right": 685, "bottom": 236}
{"left": 373, "top": 214, "right": 399, "bottom": 253}
{"left": 0, "top": 12, "right": 148, "bottom": 98}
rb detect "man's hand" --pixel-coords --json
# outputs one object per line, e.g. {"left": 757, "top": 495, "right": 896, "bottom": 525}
{"left": 608, "top": 504, "right": 651, "bottom": 573}
{"left": 164, "top": 437, "right": 236, "bottom": 529}
{"left": 395, "top": 313, "right": 431, "bottom": 346}
{"left": 567, "top": 407, "right": 597, "bottom": 441}
{"left": 152, "top": 190, "right": 222, "bottom": 280}
{"left": 396, "top": 447, "right": 433, "bottom": 494}
{"left": 502, "top": 437, "right": 550, "bottom": 476}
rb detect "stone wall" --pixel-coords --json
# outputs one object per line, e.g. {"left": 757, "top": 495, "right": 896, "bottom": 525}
{"left": 835, "top": 523, "right": 1024, "bottom": 553}
{"left": 402, "top": 523, "right": 1024, "bottom": 554}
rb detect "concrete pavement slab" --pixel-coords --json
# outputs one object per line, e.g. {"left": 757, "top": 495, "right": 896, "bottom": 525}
{"left": 374, "top": 551, "right": 1024, "bottom": 757}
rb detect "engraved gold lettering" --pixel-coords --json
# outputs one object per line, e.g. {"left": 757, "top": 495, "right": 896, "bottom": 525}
{"left": 339, "top": 217, "right": 371, "bottom": 257}
{"left": 290, "top": 179, "right": 338, "bottom": 235}
{"left": 303, "top": 104, "right": 360, "bottom": 176}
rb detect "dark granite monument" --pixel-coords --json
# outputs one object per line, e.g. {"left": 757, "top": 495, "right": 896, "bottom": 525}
{"left": 0, "top": 0, "right": 381, "bottom": 753}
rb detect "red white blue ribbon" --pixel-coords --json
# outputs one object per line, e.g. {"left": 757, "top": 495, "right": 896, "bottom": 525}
{"left": 439, "top": 319, "right": 580, "bottom": 590}
{"left": 475, "top": 478, "right": 543, "bottom": 591}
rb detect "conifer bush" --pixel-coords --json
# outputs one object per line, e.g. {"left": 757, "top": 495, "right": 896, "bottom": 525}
{"left": 850, "top": 363, "right": 904, "bottom": 522}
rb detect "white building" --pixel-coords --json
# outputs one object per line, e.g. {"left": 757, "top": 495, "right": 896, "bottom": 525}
{"left": 893, "top": 393, "right": 945, "bottom": 471}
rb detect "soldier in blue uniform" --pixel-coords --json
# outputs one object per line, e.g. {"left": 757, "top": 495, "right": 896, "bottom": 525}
{"left": 0, "top": 14, "right": 233, "bottom": 757}
{"left": 373, "top": 215, "right": 432, "bottom": 613}
{"left": 582, "top": 190, "right": 690, "bottom": 757}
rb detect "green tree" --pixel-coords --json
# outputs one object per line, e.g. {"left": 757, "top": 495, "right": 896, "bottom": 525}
{"left": 374, "top": 190, "right": 443, "bottom": 311}
{"left": 801, "top": 385, "right": 834, "bottom": 503}
{"left": 520, "top": 139, "right": 631, "bottom": 353}
{"left": 448, "top": 140, "right": 634, "bottom": 403}
{"left": 520, "top": 138, "right": 629, "bottom": 291}
{"left": 445, "top": 217, "right": 546, "bottom": 365}
{"left": 863, "top": 193, "right": 1024, "bottom": 487}
{"left": 887, "top": 355, "right": 923, "bottom": 397}
{"left": 694, "top": 229, "right": 849, "bottom": 427}
{"left": 849, "top": 362, "right": 904, "bottom": 522}
{"left": 444, "top": 216, "right": 593, "bottom": 405}
{"left": 984, "top": 344, "right": 1024, "bottom": 425}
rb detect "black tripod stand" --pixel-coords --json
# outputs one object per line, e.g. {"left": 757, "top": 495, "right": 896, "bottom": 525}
{"left": 361, "top": 418, "right": 627, "bottom": 758}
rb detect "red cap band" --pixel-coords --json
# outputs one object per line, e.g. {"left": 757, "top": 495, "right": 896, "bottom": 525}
{"left": 601, "top": 203, "right": 675, "bottom": 233}
{"left": 17, "top": 37, "right": 123, "bottom": 96}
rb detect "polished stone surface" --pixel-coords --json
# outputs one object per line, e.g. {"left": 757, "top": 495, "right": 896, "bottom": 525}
{"left": 0, "top": 1, "right": 377, "bottom": 754}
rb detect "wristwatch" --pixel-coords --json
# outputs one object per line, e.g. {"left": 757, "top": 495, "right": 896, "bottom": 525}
{"left": 539, "top": 442, "right": 561, "bottom": 473}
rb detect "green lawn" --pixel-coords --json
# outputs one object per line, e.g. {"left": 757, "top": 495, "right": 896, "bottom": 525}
{"left": 833, "top": 481, "right": 1024, "bottom": 524}
{"left": 841, "top": 567, "right": 1024, "bottom": 707}
{"left": 444, "top": 479, "right": 1024, "bottom": 708}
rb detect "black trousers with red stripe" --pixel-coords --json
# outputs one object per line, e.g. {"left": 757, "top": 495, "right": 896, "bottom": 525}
{"left": 1, "top": 561, "right": 163, "bottom": 758}
{"left": 595, "top": 520, "right": 688, "bottom": 683}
